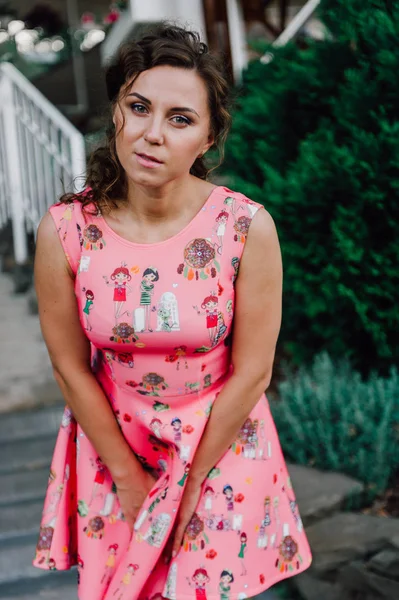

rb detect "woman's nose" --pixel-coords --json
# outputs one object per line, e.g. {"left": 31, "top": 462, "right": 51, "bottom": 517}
{"left": 144, "top": 117, "right": 164, "bottom": 144}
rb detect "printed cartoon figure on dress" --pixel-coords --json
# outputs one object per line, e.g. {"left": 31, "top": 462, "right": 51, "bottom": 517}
{"left": 89, "top": 456, "right": 107, "bottom": 506}
{"left": 57, "top": 203, "right": 74, "bottom": 242}
{"left": 113, "top": 563, "right": 139, "bottom": 600}
{"left": 203, "top": 485, "right": 219, "bottom": 517}
{"left": 82, "top": 288, "right": 95, "bottom": 331}
{"left": 282, "top": 477, "right": 303, "bottom": 533}
{"left": 213, "top": 210, "right": 229, "bottom": 255}
{"left": 103, "top": 264, "right": 132, "bottom": 322}
{"left": 186, "top": 566, "right": 210, "bottom": 597}
{"left": 101, "top": 544, "right": 118, "bottom": 585}
{"left": 136, "top": 266, "right": 159, "bottom": 332}
{"left": 193, "top": 290, "right": 228, "bottom": 352}
{"left": 165, "top": 345, "right": 188, "bottom": 369}
{"left": 43, "top": 483, "right": 64, "bottom": 516}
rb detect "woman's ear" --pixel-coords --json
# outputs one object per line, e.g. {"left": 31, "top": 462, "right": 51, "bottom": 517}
{"left": 206, "top": 131, "right": 215, "bottom": 151}
{"left": 198, "top": 132, "right": 215, "bottom": 158}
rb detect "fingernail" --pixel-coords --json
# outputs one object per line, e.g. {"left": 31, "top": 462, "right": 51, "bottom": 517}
{"left": 172, "top": 550, "right": 176, "bottom": 558}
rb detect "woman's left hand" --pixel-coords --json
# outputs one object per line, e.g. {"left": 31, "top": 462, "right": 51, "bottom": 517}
{"left": 169, "top": 478, "right": 203, "bottom": 561}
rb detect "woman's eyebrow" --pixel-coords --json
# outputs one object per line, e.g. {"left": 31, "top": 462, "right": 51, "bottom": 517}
{"left": 128, "top": 92, "right": 200, "bottom": 117}
{"left": 128, "top": 92, "right": 151, "bottom": 104}
{"left": 171, "top": 106, "right": 200, "bottom": 118}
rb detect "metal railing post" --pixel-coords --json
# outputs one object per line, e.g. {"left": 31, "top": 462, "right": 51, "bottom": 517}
{"left": 260, "top": 0, "right": 321, "bottom": 64}
{"left": 70, "top": 133, "right": 87, "bottom": 194}
{"left": 1, "top": 76, "right": 28, "bottom": 264}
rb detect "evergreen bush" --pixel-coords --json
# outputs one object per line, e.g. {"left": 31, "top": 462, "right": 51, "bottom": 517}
{"left": 270, "top": 353, "right": 399, "bottom": 502}
{"left": 221, "top": 0, "right": 399, "bottom": 374}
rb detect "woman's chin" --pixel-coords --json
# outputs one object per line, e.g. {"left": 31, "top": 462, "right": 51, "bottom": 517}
{"left": 127, "top": 170, "right": 181, "bottom": 190}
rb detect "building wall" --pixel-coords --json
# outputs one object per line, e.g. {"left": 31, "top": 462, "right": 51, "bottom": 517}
{"left": 129, "top": 0, "right": 206, "bottom": 38}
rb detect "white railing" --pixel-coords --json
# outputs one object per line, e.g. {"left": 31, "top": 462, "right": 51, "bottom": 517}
{"left": 261, "top": 0, "right": 321, "bottom": 63}
{"left": 0, "top": 62, "right": 86, "bottom": 264}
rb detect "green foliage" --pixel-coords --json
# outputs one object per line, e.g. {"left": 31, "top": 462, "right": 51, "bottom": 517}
{"left": 270, "top": 353, "right": 399, "bottom": 502}
{"left": 221, "top": 0, "right": 399, "bottom": 373}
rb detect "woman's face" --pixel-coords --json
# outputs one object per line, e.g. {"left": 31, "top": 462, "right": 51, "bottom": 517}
{"left": 113, "top": 65, "right": 214, "bottom": 188}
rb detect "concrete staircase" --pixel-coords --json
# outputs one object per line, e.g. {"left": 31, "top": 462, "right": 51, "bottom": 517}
{"left": 0, "top": 404, "right": 77, "bottom": 599}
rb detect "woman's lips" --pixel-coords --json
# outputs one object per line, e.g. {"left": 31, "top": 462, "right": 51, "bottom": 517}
{"left": 135, "top": 153, "right": 163, "bottom": 168}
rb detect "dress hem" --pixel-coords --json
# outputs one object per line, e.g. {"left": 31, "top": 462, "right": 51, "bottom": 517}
{"left": 162, "top": 556, "right": 312, "bottom": 600}
{"left": 32, "top": 559, "right": 77, "bottom": 571}
{"left": 32, "top": 556, "right": 312, "bottom": 599}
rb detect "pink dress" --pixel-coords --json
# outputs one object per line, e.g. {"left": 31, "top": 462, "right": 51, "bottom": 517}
{"left": 33, "top": 186, "right": 312, "bottom": 599}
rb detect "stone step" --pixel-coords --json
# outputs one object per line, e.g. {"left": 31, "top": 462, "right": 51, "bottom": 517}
{"left": 0, "top": 535, "right": 77, "bottom": 597}
{"left": 0, "top": 436, "right": 55, "bottom": 475}
{"left": 0, "top": 536, "right": 63, "bottom": 586}
{"left": 0, "top": 500, "right": 44, "bottom": 543}
{"left": 0, "top": 576, "right": 78, "bottom": 600}
{"left": 0, "top": 467, "right": 48, "bottom": 507}
{"left": 0, "top": 404, "right": 63, "bottom": 445}
{"left": 0, "top": 273, "right": 63, "bottom": 415}
{"left": 288, "top": 463, "right": 364, "bottom": 526}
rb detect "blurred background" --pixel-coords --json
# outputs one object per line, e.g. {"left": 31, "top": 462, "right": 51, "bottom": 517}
{"left": 0, "top": 1, "right": 398, "bottom": 599}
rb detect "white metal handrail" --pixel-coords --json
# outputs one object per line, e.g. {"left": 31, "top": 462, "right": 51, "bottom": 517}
{"left": 261, "top": 0, "right": 321, "bottom": 63}
{"left": 0, "top": 61, "right": 86, "bottom": 264}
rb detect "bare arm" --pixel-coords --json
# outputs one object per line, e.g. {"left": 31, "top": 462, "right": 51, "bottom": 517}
{"left": 35, "top": 213, "right": 149, "bottom": 501}
{"left": 187, "top": 207, "right": 283, "bottom": 484}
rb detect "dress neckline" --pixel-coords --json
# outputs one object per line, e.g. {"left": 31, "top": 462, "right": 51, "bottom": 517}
{"left": 95, "top": 185, "right": 228, "bottom": 248}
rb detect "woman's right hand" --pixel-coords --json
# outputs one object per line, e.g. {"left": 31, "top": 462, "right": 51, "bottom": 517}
{"left": 115, "top": 467, "right": 158, "bottom": 533}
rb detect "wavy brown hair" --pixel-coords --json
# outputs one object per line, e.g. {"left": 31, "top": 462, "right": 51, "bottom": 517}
{"left": 60, "top": 23, "right": 232, "bottom": 212}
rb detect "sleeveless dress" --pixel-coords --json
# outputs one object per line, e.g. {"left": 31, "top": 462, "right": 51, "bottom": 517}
{"left": 33, "top": 186, "right": 312, "bottom": 600}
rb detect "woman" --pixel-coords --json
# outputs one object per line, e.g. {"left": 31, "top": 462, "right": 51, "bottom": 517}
{"left": 33, "top": 23, "right": 311, "bottom": 600}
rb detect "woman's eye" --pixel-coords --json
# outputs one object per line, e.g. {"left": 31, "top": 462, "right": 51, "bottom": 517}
{"left": 131, "top": 103, "right": 148, "bottom": 114}
{"left": 171, "top": 115, "right": 191, "bottom": 126}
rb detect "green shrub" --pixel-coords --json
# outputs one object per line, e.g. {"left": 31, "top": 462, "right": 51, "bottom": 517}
{"left": 221, "top": 0, "right": 399, "bottom": 374}
{"left": 270, "top": 353, "right": 399, "bottom": 502}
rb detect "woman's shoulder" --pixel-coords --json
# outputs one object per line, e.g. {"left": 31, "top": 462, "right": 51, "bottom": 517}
{"left": 49, "top": 190, "right": 95, "bottom": 218}
{"left": 219, "top": 186, "right": 264, "bottom": 212}
{"left": 219, "top": 186, "right": 276, "bottom": 245}
{"left": 49, "top": 198, "right": 80, "bottom": 219}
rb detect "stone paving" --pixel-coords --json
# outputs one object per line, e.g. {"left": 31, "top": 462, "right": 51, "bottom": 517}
{"left": 0, "top": 274, "right": 62, "bottom": 415}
